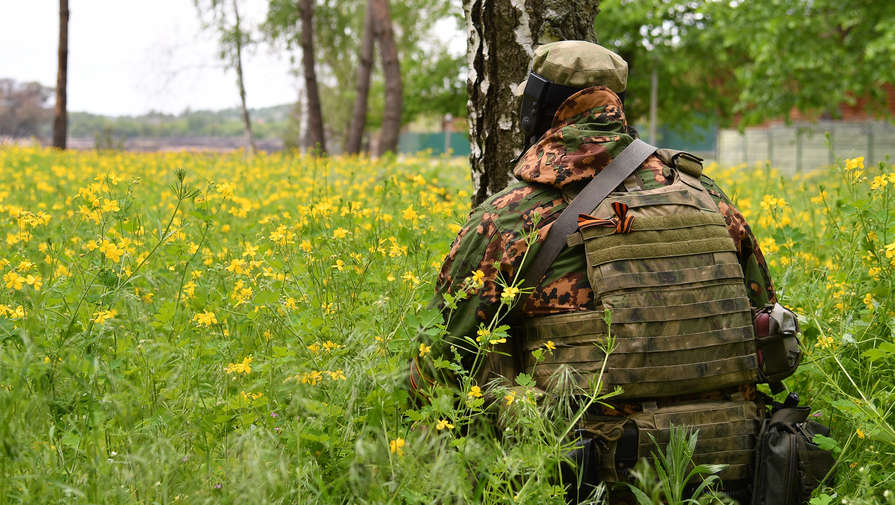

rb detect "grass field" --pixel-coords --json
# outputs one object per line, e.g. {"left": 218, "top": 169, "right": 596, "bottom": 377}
{"left": 0, "top": 146, "right": 892, "bottom": 504}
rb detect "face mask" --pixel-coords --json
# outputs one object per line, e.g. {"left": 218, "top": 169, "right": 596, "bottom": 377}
{"left": 518, "top": 72, "right": 583, "bottom": 152}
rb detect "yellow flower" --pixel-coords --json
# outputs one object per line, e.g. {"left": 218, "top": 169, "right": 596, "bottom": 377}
{"left": 225, "top": 356, "right": 253, "bottom": 375}
{"left": 500, "top": 286, "right": 519, "bottom": 303}
{"left": 322, "top": 341, "right": 342, "bottom": 351}
{"left": 332, "top": 228, "right": 349, "bottom": 239}
{"left": 402, "top": 271, "right": 419, "bottom": 286}
{"left": 333, "top": 259, "right": 345, "bottom": 271}
{"left": 815, "top": 335, "right": 835, "bottom": 350}
{"left": 298, "top": 370, "right": 323, "bottom": 385}
{"left": 193, "top": 310, "right": 218, "bottom": 327}
{"left": 885, "top": 242, "right": 895, "bottom": 260}
{"left": 544, "top": 340, "right": 556, "bottom": 351}
{"left": 844, "top": 157, "right": 865, "bottom": 171}
{"left": 389, "top": 437, "right": 405, "bottom": 455}
{"left": 504, "top": 391, "right": 516, "bottom": 406}
{"left": 225, "top": 258, "right": 249, "bottom": 275}
{"left": 856, "top": 428, "right": 866, "bottom": 439}
{"left": 4, "top": 271, "right": 24, "bottom": 290}
{"left": 401, "top": 205, "right": 418, "bottom": 222}
{"left": 476, "top": 327, "right": 490, "bottom": 342}
{"left": 419, "top": 343, "right": 431, "bottom": 357}
{"left": 871, "top": 175, "right": 889, "bottom": 191}
{"left": 101, "top": 198, "right": 120, "bottom": 213}
{"left": 471, "top": 269, "right": 485, "bottom": 288}
{"left": 435, "top": 419, "right": 454, "bottom": 431}
{"left": 182, "top": 281, "right": 196, "bottom": 298}
{"left": 328, "top": 369, "right": 347, "bottom": 381}
{"left": 864, "top": 293, "right": 875, "bottom": 311}
{"left": 91, "top": 309, "right": 117, "bottom": 325}
{"left": 98, "top": 240, "right": 123, "bottom": 263}
{"left": 467, "top": 385, "right": 483, "bottom": 400}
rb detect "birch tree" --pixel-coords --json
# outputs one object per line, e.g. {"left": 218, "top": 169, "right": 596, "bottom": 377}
{"left": 464, "top": 0, "right": 600, "bottom": 204}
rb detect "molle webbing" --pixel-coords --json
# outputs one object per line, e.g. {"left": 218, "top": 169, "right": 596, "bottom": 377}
{"left": 629, "top": 400, "right": 761, "bottom": 481}
{"left": 524, "top": 187, "right": 757, "bottom": 399}
{"left": 597, "top": 263, "right": 745, "bottom": 294}
{"left": 607, "top": 189, "right": 705, "bottom": 211}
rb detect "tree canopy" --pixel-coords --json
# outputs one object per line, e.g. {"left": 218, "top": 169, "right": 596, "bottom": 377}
{"left": 598, "top": 0, "right": 895, "bottom": 128}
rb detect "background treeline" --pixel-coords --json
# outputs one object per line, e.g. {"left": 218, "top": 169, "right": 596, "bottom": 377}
{"left": 68, "top": 105, "right": 292, "bottom": 141}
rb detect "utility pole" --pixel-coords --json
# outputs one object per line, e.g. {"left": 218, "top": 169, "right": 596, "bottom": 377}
{"left": 52, "top": 0, "right": 69, "bottom": 149}
{"left": 649, "top": 65, "right": 658, "bottom": 145}
{"left": 443, "top": 113, "right": 453, "bottom": 155}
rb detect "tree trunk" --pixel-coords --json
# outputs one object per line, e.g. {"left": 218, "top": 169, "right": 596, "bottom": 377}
{"left": 52, "top": 0, "right": 69, "bottom": 150}
{"left": 344, "top": 0, "right": 375, "bottom": 155}
{"left": 299, "top": 0, "right": 326, "bottom": 154}
{"left": 464, "top": 0, "right": 600, "bottom": 205}
{"left": 232, "top": 0, "right": 257, "bottom": 153}
{"left": 371, "top": 0, "right": 402, "bottom": 156}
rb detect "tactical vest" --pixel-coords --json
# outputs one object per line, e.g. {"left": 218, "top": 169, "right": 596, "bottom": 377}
{"left": 522, "top": 160, "right": 761, "bottom": 482}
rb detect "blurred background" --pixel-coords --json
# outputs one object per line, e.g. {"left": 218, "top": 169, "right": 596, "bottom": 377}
{"left": 1, "top": 0, "right": 894, "bottom": 170}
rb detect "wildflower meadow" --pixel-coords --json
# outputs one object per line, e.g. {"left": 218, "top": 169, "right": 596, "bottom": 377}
{"left": 0, "top": 146, "right": 893, "bottom": 504}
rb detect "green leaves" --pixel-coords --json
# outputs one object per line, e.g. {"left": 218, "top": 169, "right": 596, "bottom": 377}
{"left": 813, "top": 434, "right": 842, "bottom": 455}
{"left": 514, "top": 373, "right": 534, "bottom": 388}
{"left": 862, "top": 342, "right": 895, "bottom": 362}
{"left": 597, "top": 0, "right": 895, "bottom": 128}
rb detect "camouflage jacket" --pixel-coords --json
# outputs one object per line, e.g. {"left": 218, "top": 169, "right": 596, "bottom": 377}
{"left": 419, "top": 87, "right": 776, "bottom": 393}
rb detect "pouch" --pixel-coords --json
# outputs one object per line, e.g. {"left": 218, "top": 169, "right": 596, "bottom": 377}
{"left": 751, "top": 407, "right": 836, "bottom": 505}
{"left": 753, "top": 304, "right": 802, "bottom": 393}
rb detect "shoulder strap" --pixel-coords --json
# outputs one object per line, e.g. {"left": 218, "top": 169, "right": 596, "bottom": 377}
{"left": 522, "top": 138, "right": 657, "bottom": 292}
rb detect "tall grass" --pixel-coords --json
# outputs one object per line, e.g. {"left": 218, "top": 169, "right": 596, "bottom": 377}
{"left": 0, "top": 147, "right": 892, "bottom": 503}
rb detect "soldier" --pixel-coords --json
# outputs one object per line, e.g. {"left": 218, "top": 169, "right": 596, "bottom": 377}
{"left": 415, "top": 41, "right": 794, "bottom": 503}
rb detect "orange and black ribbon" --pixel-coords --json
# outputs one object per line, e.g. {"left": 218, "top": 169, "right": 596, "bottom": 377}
{"left": 578, "top": 201, "right": 634, "bottom": 233}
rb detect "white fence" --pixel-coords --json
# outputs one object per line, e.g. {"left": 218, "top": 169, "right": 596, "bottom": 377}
{"left": 717, "top": 121, "right": 895, "bottom": 173}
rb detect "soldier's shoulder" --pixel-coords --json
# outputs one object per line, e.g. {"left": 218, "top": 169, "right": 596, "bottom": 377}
{"left": 480, "top": 180, "right": 559, "bottom": 213}
{"left": 697, "top": 173, "right": 728, "bottom": 200}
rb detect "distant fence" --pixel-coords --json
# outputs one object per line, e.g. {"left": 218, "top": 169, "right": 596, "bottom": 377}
{"left": 717, "top": 121, "right": 895, "bottom": 173}
{"left": 398, "top": 131, "right": 470, "bottom": 156}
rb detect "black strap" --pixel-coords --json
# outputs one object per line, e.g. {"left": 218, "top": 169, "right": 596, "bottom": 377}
{"left": 522, "top": 138, "right": 657, "bottom": 292}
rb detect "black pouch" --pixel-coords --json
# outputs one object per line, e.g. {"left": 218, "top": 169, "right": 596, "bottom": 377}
{"left": 561, "top": 420, "right": 638, "bottom": 504}
{"left": 754, "top": 303, "right": 803, "bottom": 394}
{"left": 561, "top": 433, "right": 603, "bottom": 504}
{"left": 751, "top": 406, "right": 836, "bottom": 505}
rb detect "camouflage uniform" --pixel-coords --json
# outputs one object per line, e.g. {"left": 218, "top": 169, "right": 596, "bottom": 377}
{"left": 414, "top": 44, "right": 777, "bottom": 502}
{"left": 433, "top": 87, "right": 775, "bottom": 362}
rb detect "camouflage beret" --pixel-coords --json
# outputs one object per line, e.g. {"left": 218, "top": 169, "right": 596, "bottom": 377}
{"left": 531, "top": 41, "right": 628, "bottom": 92}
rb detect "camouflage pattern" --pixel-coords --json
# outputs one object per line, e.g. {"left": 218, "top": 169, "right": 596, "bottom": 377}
{"left": 523, "top": 175, "right": 760, "bottom": 400}
{"left": 433, "top": 87, "right": 776, "bottom": 354}
{"left": 532, "top": 41, "right": 628, "bottom": 91}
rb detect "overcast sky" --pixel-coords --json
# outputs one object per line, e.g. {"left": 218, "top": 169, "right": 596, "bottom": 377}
{"left": 1, "top": 0, "right": 461, "bottom": 117}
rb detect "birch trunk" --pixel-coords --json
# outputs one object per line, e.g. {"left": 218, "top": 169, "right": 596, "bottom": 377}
{"left": 464, "top": 0, "right": 600, "bottom": 205}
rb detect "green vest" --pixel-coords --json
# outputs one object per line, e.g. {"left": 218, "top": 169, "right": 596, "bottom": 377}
{"left": 521, "top": 164, "right": 761, "bottom": 482}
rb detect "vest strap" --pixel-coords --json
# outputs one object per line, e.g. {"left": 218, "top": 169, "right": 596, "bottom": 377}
{"left": 521, "top": 139, "right": 657, "bottom": 294}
